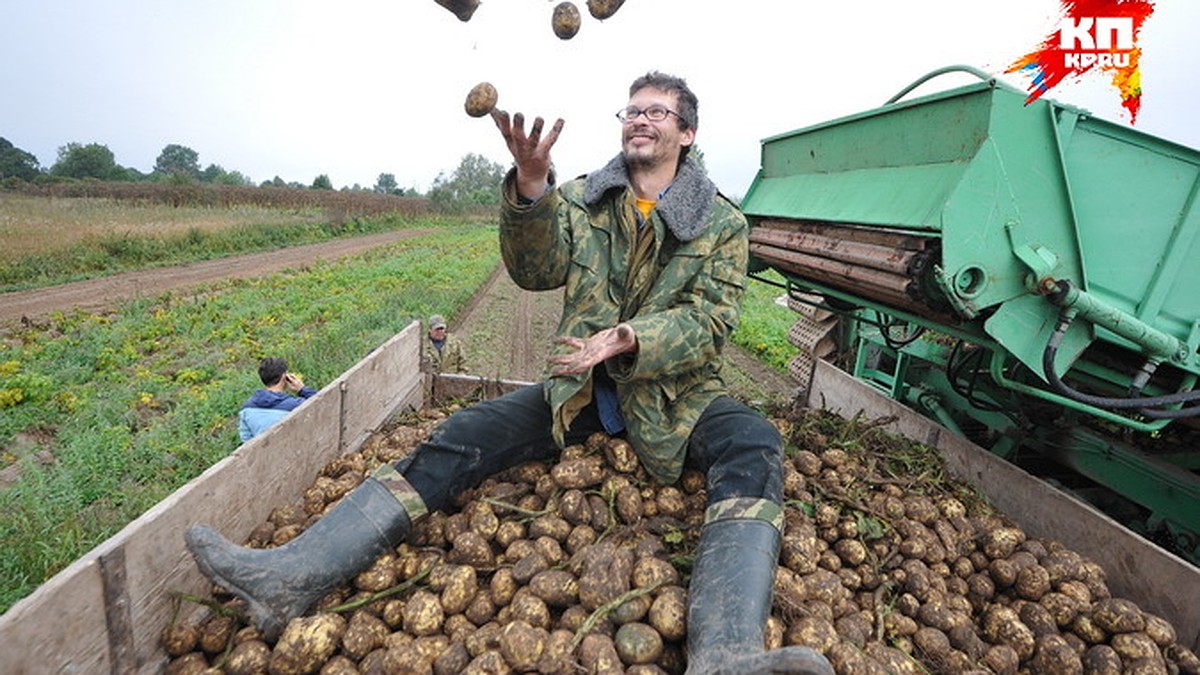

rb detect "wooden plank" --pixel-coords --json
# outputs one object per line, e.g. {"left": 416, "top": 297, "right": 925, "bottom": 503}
{"left": 340, "top": 323, "right": 424, "bottom": 452}
{"left": 807, "top": 359, "right": 1200, "bottom": 651}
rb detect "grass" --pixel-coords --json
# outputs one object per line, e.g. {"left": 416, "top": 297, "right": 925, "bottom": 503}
{"left": 0, "top": 192, "right": 457, "bottom": 291}
{"left": 735, "top": 268, "right": 800, "bottom": 371}
{"left": 0, "top": 223, "right": 500, "bottom": 613}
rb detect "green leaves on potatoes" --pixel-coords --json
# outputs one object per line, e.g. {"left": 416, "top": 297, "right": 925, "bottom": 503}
{"left": 552, "top": 2, "right": 581, "bottom": 39}
{"left": 464, "top": 81, "right": 498, "bottom": 118}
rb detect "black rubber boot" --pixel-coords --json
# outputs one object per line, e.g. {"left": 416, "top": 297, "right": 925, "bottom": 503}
{"left": 685, "top": 519, "right": 835, "bottom": 675}
{"left": 185, "top": 477, "right": 412, "bottom": 639}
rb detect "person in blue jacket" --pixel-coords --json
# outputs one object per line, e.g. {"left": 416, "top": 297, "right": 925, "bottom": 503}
{"left": 238, "top": 357, "right": 317, "bottom": 441}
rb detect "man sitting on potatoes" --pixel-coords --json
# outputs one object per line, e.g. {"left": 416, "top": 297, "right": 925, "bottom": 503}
{"left": 187, "top": 71, "right": 833, "bottom": 675}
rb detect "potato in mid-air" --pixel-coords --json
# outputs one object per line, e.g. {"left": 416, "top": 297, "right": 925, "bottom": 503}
{"left": 434, "top": 0, "right": 480, "bottom": 22}
{"left": 586, "top": 0, "right": 625, "bottom": 20}
{"left": 464, "top": 82, "right": 498, "bottom": 118}
{"left": 551, "top": 2, "right": 581, "bottom": 39}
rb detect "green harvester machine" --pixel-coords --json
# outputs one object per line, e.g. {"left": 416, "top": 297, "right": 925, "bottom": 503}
{"left": 742, "top": 66, "right": 1200, "bottom": 563}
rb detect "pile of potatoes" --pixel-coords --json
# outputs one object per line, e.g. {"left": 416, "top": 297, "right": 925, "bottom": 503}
{"left": 164, "top": 407, "right": 1200, "bottom": 674}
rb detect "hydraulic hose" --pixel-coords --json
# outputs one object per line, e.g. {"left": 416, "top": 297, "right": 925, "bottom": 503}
{"left": 1043, "top": 311, "right": 1200, "bottom": 417}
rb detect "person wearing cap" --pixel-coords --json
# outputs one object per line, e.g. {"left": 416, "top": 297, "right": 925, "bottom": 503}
{"left": 424, "top": 314, "right": 466, "bottom": 374}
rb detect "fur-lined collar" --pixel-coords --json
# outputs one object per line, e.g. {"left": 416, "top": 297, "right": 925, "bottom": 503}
{"left": 582, "top": 154, "right": 717, "bottom": 242}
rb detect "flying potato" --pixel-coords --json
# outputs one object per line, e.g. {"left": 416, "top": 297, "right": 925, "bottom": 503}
{"left": 586, "top": 0, "right": 625, "bottom": 20}
{"left": 552, "top": 2, "right": 581, "bottom": 39}
{"left": 464, "top": 81, "right": 498, "bottom": 118}
{"left": 434, "top": 0, "right": 480, "bottom": 22}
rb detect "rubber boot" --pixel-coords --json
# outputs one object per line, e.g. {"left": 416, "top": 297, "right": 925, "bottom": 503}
{"left": 685, "top": 518, "right": 835, "bottom": 675}
{"left": 185, "top": 477, "right": 412, "bottom": 639}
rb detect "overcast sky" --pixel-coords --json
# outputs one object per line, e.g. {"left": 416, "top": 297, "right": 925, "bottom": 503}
{"left": 2, "top": 0, "right": 1196, "bottom": 197}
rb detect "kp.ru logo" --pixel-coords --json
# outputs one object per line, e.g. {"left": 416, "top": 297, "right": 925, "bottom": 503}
{"left": 1006, "top": 0, "right": 1155, "bottom": 123}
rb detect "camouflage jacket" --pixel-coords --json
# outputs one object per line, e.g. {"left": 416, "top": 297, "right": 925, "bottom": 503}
{"left": 426, "top": 335, "right": 466, "bottom": 374}
{"left": 500, "top": 153, "right": 749, "bottom": 484}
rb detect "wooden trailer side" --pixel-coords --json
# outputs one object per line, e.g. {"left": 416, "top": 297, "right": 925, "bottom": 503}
{"left": 0, "top": 323, "right": 425, "bottom": 674}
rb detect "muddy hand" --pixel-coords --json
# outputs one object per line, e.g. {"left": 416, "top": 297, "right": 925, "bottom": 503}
{"left": 549, "top": 323, "right": 637, "bottom": 375}
{"left": 492, "top": 109, "right": 564, "bottom": 199}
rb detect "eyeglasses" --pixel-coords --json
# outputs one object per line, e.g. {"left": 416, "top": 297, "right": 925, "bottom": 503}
{"left": 615, "top": 105, "right": 684, "bottom": 124}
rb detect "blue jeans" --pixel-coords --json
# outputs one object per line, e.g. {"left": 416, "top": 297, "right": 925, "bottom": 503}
{"left": 397, "top": 383, "right": 784, "bottom": 512}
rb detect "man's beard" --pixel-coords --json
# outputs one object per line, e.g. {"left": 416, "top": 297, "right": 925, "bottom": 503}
{"left": 622, "top": 145, "right": 657, "bottom": 169}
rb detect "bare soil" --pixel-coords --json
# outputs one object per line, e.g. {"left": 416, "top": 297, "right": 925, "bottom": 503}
{"left": 1, "top": 230, "right": 799, "bottom": 407}
{"left": 452, "top": 265, "right": 800, "bottom": 409}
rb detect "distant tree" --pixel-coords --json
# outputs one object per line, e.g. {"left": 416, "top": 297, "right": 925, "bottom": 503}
{"left": 50, "top": 142, "right": 121, "bottom": 180}
{"left": 427, "top": 153, "right": 506, "bottom": 210}
{"left": 311, "top": 174, "right": 333, "bottom": 190}
{"left": 0, "top": 138, "right": 41, "bottom": 181}
{"left": 374, "top": 172, "right": 399, "bottom": 194}
{"left": 154, "top": 144, "right": 201, "bottom": 180}
{"left": 201, "top": 163, "right": 251, "bottom": 185}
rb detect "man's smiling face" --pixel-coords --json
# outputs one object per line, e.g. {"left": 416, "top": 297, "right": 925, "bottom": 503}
{"left": 621, "top": 87, "right": 695, "bottom": 170}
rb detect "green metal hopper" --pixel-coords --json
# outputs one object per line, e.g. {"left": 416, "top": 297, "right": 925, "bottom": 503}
{"left": 742, "top": 66, "right": 1200, "bottom": 561}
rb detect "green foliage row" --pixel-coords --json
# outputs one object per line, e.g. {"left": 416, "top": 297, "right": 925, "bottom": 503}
{"left": 0, "top": 224, "right": 500, "bottom": 614}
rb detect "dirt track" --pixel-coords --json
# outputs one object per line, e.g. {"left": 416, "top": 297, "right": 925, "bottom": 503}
{"left": 2, "top": 229, "right": 797, "bottom": 404}
{"left": 0, "top": 230, "right": 432, "bottom": 327}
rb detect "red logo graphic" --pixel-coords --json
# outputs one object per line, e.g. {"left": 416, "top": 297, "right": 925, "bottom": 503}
{"left": 1006, "top": 0, "right": 1155, "bottom": 123}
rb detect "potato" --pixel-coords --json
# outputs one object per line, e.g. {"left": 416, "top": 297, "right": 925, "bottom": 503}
{"left": 604, "top": 437, "right": 640, "bottom": 473}
{"left": 631, "top": 556, "right": 679, "bottom": 590}
{"left": 1165, "top": 644, "right": 1200, "bottom": 674}
{"left": 865, "top": 641, "right": 923, "bottom": 674}
{"left": 615, "top": 485, "right": 644, "bottom": 523}
{"left": 558, "top": 488, "right": 592, "bottom": 524}
{"left": 512, "top": 550, "right": 550, "bottom": 584}
{"left": 404, "top": 590, "right": 446, "bottom": 637}
{"left": 1091, "top": 598, "right": 1146, "bottom": 635}
{"left": 536, "top": 629, "right": 577, "bottom": 674}
{"left": 222, "top": 640, "right": 270, "bottom": 675}
{"left": 1143, "top": 612, "right": 1176, "bottom": 647}
{"left": 510, "top": 589, "right": 552, "bottom": 629}
{"left": 441, "top": 564, "right": 479, "bottom": 615}
{"left": 611, "top": 593, "right": 653, "bottom": 625}
{"left": 340, "top": 611, "right": 389, "bottom": 661}
{"left": 784, "top": 615, "right": 838, "bottom": 653}
{"left": 529, "top": 569, "right": 580, "bottom": 607}
{"left": 551, "top": 2, "right": 582, "bottom": 40}
{"left": 448, "top": 530, "right": 495, "bottom": 568}
{"left": 1031, "top": 634, "right": 1082, "bottom": 674}
{"left": 199, "top": 614, "right": 235, "bottom": 654}
{"left": 354, "top": 554, "right": 398, "bottom": 592}
{"left": 1110, "top": 632, "right": 1161, "bottom": 663}
{"left": 552, "top": 456, "right": 605, "bottom": 489}
{"left": 499, "top": 620, "right": 548, "bottom": 671}
{"left": 981, "top": 605, "right": 1036, "bottom": 660}
{"left": 579, "top": 541, "right": 634, "bottom": 610}
{"left": 586, "top": 0, "right": 625, "bottom": 20}
{"left": 163, "top": 652, "right": 209, "bottom": 675}
{"left": 648, "top": 585, "right": 688, "bottom": 642}
{"left": 269, "top": 613, "right": 348, "bottom": 675}
{"left": 463, "top": 82, "right": 498, "bottom": 118}
{"left": 615, "top": 622, "right": 664, "bottom": 665}
{"left": 579, "top": 633, "right": 623, "bottom": 673}
{"left": 981, "top": 644, "right": 1021, "bottom": 675}
{"left": 161, "top": 622, "right": 200, "bottom": 657}
{"left": 434, "top": 0, "right": 480, "bottom": 22}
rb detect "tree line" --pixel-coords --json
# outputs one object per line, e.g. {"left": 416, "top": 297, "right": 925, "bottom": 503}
{"left": 0, "top": 138, "right": 508, "bottom": 211}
